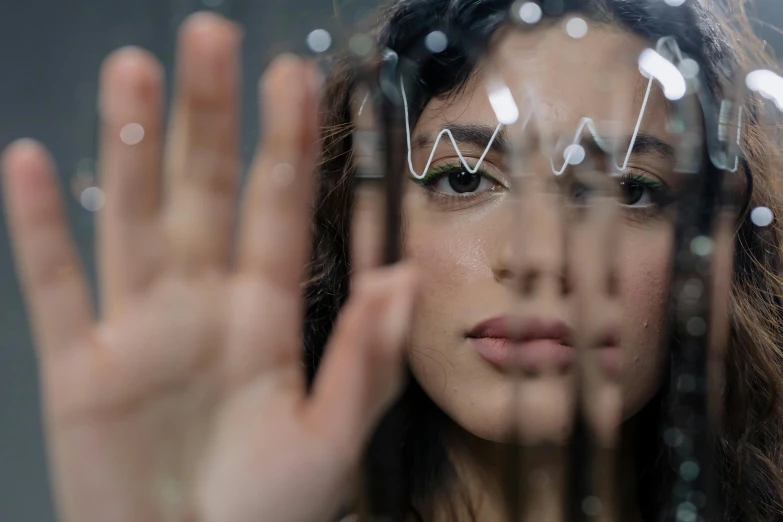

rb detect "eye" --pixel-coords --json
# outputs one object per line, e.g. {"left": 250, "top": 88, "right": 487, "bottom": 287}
{"left": 567, "top": 173, "right": 668, "bottom": 209}
{"left": 618, "top": 174, "right": 668, "bottom": 208}
{"left": 419, "top": 165, "right": 502, "bottom": 197}
{"left": 619, "top": 180, "right": 652, "bottom": 206}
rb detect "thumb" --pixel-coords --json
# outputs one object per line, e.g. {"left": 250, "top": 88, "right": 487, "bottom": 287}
{"left": 305, "top": 263, "right": 418, "bottom": 464}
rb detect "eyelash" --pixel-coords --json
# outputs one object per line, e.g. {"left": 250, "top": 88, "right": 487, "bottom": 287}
{"left": 411, "top": 163, "right": 506, "bottom": 209}
{"left": 412, "top": 163, "right": 673, "bottom": 213}
{"left": 627, "top": 173, "right": 674, "bottom": 213}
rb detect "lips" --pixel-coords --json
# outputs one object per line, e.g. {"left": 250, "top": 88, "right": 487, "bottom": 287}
{"left": 467, "top": 316, "right": 572, "bottom": 344}
{"left": 467, "top": 316, "right": 576, "bottom": 372}
{"left": 466, "top": 316, "right": 621, "bottom": 374}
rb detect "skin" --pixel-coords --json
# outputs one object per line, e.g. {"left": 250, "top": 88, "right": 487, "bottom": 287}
{"left": 404, "top": 21, "right": 680, "bottom": 519}
{"left": 2, "top": 12, "right": 418, "bottom": 522}
{"left": 1, "top": 10, "right": 726, "bottom": 522}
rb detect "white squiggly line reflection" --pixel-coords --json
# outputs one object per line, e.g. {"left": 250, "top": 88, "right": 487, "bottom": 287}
{"left": 403, "top": 75, "right": 654, "bottom": 180}
{"left": 401, "top": 75, "right": 743, "bottom": 179}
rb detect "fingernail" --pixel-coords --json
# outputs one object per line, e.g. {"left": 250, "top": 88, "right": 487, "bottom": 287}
{"left": 261, "top": 54, "right": 305, "bottom": 139}
{"left": 3, "top": 139, "right": 44, "bottom": 164}
{"left": 182, "top": 11, "right": 243, "bottom": 40}
{"left": 1, "top": 139, "right": 54, "bottom": 197}
{"left": 180, "top": 12, "right": 241, "bottom": 99}
{"left": 2, "top": 139, "right": 44, "bottom": 176}
{"left": 99, "top": 47, "right": 163, "bottom": 121}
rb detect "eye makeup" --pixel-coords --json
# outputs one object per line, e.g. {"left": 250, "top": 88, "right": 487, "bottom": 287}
{"left": 410, "top": 161, "right": 507, "bottom": 211}
{"left": 412, "top": 158, "right": 676, "bottom": 219}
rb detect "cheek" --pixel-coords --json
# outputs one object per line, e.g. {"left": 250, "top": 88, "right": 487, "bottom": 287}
{"left": 403, "top": 218, "right": 492, "bottom": 364}
{"left": 402, "top": 212, "right": 502, "bottom": 421}
{"left": 405, "top": 218, "right": 494, "bottom": 292}
{"left": 617, "top": 227, "right": 672, "bottom": 417}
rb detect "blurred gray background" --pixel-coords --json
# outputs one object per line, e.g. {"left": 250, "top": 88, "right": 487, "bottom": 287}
{"left": 1, "top": 1, "right": 783, "bottom": 520}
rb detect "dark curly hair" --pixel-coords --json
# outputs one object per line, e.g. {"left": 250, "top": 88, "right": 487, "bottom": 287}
{"left": 303, "top": 0, "right": 783, "bottom": 520}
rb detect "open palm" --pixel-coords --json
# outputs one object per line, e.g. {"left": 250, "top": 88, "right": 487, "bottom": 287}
{"left": 2, "top": 12, "right": 416, "bottom": 522}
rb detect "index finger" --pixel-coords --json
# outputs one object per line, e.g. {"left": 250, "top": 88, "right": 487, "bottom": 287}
{"left": 236, "top": 56, "right": 320, "bottom": 290}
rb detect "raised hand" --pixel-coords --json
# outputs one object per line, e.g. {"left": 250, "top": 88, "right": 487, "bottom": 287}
{"left": 2, "top": 12, "right": 416, "bottom": 522}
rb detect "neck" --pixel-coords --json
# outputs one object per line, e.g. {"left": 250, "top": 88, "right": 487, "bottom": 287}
{"left": 437, "top": 427, "right": 568, "bottom": 522}
{"left": 432, "top": 419, "right": 646, "bottom": 522}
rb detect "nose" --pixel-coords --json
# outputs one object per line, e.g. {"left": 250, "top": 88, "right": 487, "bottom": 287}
{"left": 493, "top": 179, "right": 568, "bottom": 297}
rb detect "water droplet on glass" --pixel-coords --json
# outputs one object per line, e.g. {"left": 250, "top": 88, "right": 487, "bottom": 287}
{"left": 425, "top": 30, "right": 448, "bottom": 53}
{"left": 71, "top": 158, "right": 96, "bottom": 200}
{"left": 751, "top": 206, "right": 774, "bottom": 227}
{"left": 665, "top": 0, "right": 686, "bottom": 5}
{"left": 120, "top": 123, "right": 145, "bottom": 145}
{"left": 518, "top": 1, "right": 542, "bottom": 24}
{"left": 682, "top": 278, "right": 703, "bottom": 300}
{"left": 677, "top": 505, "right": 697, "bottom": 522}
{"left": 664, "top": 427, "right": 684, "bottom": 447}
{"left": 675, "top": 436, "right": 694, "bottom": 456}
{"left": 565, "top": 17, "right": 588, "bottom": 39}
{"left": 307, "top": 29, "right": 332, "bottom": 53}
{"left": 349, "top": 33, "right": 374, "bottom": 57}
{"left": 581, "top": 496, "right": 602, "bottom": 517}
{"left": 563, "top": 144, "right": 585, "bottom": 165}
{"left": 668, "top": 116, "right": 686, "bottom": 134}
{"left": 686, "top": 317, "right": 707, "bottom": 337}
{"left": 680, "top": 461, "right": 701, "bottom": 481}
{"left": 690, "top": 235, "right": 713, "bottom": 256}
{"left": 80, "top": 187, "right": 105, "bottom": 212}
{"left": 677, "top": 373, "right": 696, "bottom": 393}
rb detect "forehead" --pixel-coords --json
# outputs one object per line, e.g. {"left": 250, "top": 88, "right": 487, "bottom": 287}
{"left": 417, "top": 21, "right": 668, "bottom": 133}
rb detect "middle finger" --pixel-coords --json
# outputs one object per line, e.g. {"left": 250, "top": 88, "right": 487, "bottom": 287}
{"left": 163, "top": 12, "right": 242, "bottom": 274}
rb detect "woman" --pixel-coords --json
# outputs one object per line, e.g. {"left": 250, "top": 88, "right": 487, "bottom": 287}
{"left": 2, "top": 0, "right": 783, "bottom": 521}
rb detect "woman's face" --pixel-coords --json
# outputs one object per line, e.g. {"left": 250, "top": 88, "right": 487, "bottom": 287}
{"left": 404, "top": 22, "right": 679, "bottom": 443}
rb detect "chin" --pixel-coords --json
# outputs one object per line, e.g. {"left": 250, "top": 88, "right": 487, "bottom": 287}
{"left": 425, "top": 372, "right": 578, "bottom": 446}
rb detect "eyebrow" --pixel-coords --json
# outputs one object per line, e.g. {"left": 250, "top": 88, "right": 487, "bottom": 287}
{"left": 413, "top": 124, "right": 675, "bottom": 164}
{"left": 412, "top": 124, "right": 508, "bottom": 154}
{"left": 625, "top": 132, "right": 676, "bottom": 162}
{"left": 582, "top": 131, "right": 676, "bottom": 165}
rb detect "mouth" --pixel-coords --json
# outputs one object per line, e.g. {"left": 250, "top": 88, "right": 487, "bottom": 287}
{"left": 467, "top": 316, "right": 575, "bottom": 372}
{"left": 466, "top": 316, "right": 621, "bottom": 374}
